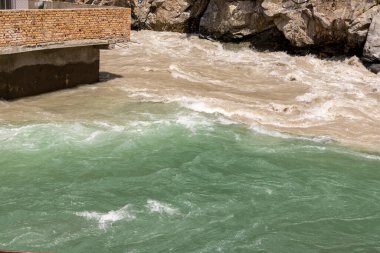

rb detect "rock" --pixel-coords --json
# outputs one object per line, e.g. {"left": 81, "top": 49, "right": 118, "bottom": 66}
{"left": 261, "top": 0, "right": 379, "bottom": 53}
{"left": 368, "top": 63, "right": 380, "bottom": 74}
{"left": 347, "top": 4, "right": 379, "bottom": 54}
{"left": 73, "top": 0, "right": 380, "bottom": 59}
{"left": 363, "top": 14, "right": 380, "bottom": 62}
{"left": 144, "top": 0, "right": 192, "bottom": 31}
{"left": 198, "top": 0, "right": 379, "bottom": 55}
{"left": 249, "top": 27, "right": 292, "bottom": 52}
{"left": 199, "top": 0, "right": 272, "bottom": 41}
{"left": 187, "top": 0, "right": 210, "bottom": 33}
{"left": 75, "top": 0, "right": 210, "bottom": 32}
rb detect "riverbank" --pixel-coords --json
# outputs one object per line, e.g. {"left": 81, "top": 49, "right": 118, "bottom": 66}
{"left": 76, "top": 0, "right": 380, "bottom": 73}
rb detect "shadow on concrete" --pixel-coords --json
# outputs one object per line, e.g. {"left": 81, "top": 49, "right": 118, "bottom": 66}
{"left": 99, "top": 72, "right": 123, "bottom": 82}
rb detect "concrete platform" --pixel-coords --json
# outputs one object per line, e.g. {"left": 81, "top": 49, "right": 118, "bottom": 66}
{"left": 0, "top": 40, "right": 109, "bottom": 100}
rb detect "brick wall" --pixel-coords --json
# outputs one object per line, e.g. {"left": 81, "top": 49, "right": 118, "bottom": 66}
{"left": 0, "top": 8, "right": 131, "bottom": 47}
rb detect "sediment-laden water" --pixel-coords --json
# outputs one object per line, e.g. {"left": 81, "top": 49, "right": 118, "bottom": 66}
{"left": 1, "top": 31, "right": 380, "bottom": 253}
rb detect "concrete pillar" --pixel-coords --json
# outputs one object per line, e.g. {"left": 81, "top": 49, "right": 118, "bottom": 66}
{"left": 0, "top": 45, "right": 104, "bottom": 100}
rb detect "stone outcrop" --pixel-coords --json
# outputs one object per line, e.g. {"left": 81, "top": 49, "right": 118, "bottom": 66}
{"left": 198, "top": 0, "right": 379, "bottom": 55}
{"left": 199, "top": 0, "right": 379, "bottom": 57}
{"left": 364, "top": 13, "right": 380, "bottom": 62}
{"left": 74, "top": 0, "right": 379, "bottom": 50}
{"left": 363, "top": 13, "right": 380, "bottom": 73}
{"left": 261, "top": 0, "right": 379, "bottom": 54}
{"left": 130, "top": 0, "right": 192, "bottom": 31}
{"left": 75, "top": 0, "right": 209, "bottom": 32}
{"left": 348, "top": 2, "right": 380, "bottom": 54}
{"left": 199, "top": 0, "right": 272, "bottom": 41}
{"left": 74, "top": 0, "right": 380, "bottom": 69}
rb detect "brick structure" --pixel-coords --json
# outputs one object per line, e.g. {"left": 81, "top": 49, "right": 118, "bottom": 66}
{"left": 0, "top": 8, "right": 131, "bottom": 47}
{"left": 0, "top": 7, "right": 131, "bottom": 99}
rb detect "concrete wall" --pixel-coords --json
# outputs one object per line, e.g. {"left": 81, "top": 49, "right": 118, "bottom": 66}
{"left": 0, "top": 8, "right": 131, "bottom": 47}
{"left": 28, "top": 0, "right": 44, "bottom": 9}
{"left": 41, "top": 1, "right": 101, "bottom": 9}
{"left": 0, "top": 46, "right": 100, "bottom": 99}
{"left": 15, "top": 0, "right": 28, "bottom": 9}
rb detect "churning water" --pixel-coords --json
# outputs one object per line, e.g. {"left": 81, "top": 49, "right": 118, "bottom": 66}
{"left": 0, "top": 31, "right": 380, "bottom": 252}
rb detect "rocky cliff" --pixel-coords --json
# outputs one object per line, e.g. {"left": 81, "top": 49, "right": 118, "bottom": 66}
{"left": 75, "top": 0, "right": 380, "bottom": 73}
{"left": 74, "top": 0, "right": 209, "bottom": 32}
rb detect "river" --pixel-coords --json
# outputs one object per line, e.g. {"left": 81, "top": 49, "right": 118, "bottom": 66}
{"left": 0, "top": 31, "right": 380, "bottom": 252}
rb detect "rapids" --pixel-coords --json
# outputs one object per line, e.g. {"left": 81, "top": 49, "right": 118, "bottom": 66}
{"left": 1, "top": 30, "right": 379, "bottom": 150}
{"left": 101, "top": 31, "right": 379, "bottom": 151}
{"left": 1, "top": 31, "right": 380, "bottom": 253}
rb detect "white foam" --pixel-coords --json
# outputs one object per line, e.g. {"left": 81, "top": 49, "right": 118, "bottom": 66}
{"left": 176, "top": 114, "right": 212, "bottom": 132}
{"left": 176, "top": 97, "right": 232, "bottom": 117}
{"left": 146, "top": 200, "right": 179, "bottom": 215}
{"left": 358, "top": 154, "right": 380, "bottom": 161}
{"left": 75, "top": 204, "right": 135, "bottom": 229}
{"left": 250, "top": 124, "right": 331, "bottom": 143}
{"left": 128, "top": 91, "right": 155, "bottom": 99}
{"left": 169, "top": 64, "right": 222, "bottom": 85}
{"left": 216, "top": 116, "right": 238, "bottom": 125}
{"left": 1, "top": 232, "right": 42, "bottom": 247}
{"left": 340, "top": 150, "right": 380, "bottom": 161}
{"left": 94, "top": 121, "right": 125, "bottom": 132}
{"left": 84, "top": 131, "right": 102, "bottom": 142}
{"left": 296, "top": 92, "right": 322, "bottom": 103}
{"left": 302, "top": 100, "right": 336, "bottom": 121}
{"left": 249, "top": 125, "right": 293, "bottom": 139}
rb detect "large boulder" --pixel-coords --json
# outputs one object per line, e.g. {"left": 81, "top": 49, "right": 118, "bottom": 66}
{"left": 135, "top": 0, "right": 192, "bottom": 31}
{"left": 261, "top": 0, "right": 379, "bottom": 53}
{"left": 363, "top": 14, "right": 380, "bottom": 62}
{"left": 347, "top": 3, "right": 379, "bottom": 53}
{"left": 188, "top": 0, "right": 210, "bottom": 33}
{"left": 363, "top": 13, "right": 380, "bottom": 73}
{"left": 75, "top": 0, "right": 210, "bottom": 32}
{"left": 199, "top": 0, "right": 272, "bottom": 41}
{"left": 197, "top": 0, "right": 379, "bottom": 54}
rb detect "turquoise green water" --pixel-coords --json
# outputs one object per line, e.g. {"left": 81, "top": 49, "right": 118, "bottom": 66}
{"left": 1, "top": 99, "right": 380, "bottom": 253}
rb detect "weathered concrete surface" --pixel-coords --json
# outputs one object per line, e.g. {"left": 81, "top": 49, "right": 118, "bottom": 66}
{"left": 0, "top": 39, "right": 109, "bottom": 55}
{"left": 42, "top": 1, "right": 101, "bottom": 9}
{"left": 0, "top": 45, "right": 102, "bottom": 100}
